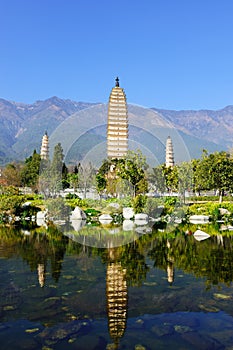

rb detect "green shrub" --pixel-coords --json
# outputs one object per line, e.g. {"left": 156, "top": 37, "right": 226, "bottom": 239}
{"left": 132, "top": 194, "right": 147, "bottom": 214}
{"left": 163, "top": 196, "right": 179, "bottom": 215}
{"left": 188, "top": 202, "right": 233, "bottom": 219}
{"left": 46, "top": 198, "right": 71, "bottom": 220}
{"left": 84, "top": 208, "right": 101, "bottom": 216}
{"left": 65, "top": 192, "right": 80, "bottom": 199}
{"left": 189, "top": 195, "right": 232, "bottom": 202}
{"left": 65, "top": 197, "right": 88, "bottom": 209}
{"left": 164, "top": 197, "right": 177, "bottom": 206}
{"left": 145, "top": 198, "right": 164, "bottom": 218}
{"left": 105, "top": 196, "right": 132, "bottom": 207}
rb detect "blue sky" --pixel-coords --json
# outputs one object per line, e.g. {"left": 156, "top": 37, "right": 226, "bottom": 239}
{"left": 1, "top": 0, "right": 233, "bottom": 110}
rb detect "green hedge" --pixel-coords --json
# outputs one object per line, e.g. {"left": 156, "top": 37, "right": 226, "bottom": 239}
{"left": 188, "top": 202, "right": 233, "bottom": 219}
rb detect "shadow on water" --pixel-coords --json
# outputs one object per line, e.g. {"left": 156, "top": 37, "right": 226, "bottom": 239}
{"left": 1, "top": 223, "right": 233, "bottom": 349}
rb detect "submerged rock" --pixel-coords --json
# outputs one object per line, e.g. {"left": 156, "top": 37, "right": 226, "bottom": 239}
{"left": 36, "top": 319, "right": 91, "bottom": 346}
{"left": 25, "top": 327, "right": 40, "bottom": 333}
{"left": 213, "top": 293, "right": 231, "bottom": 300}
{"left": 198, "top": 304, "right": 220, "bottom": 312}
{"left": 181, "top": 331, "right": 224, "bottom": 350}
{"left": 174, "top": 325, "right": 192, "bottom": 333}
{"left": 151, "top": 324, "right": 173, "bottom": 337}
{"left": 135, "top": 345, "right": 146, "bottom": 350}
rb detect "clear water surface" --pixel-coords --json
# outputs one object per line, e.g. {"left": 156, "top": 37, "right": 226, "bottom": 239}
{"left": 0, "top": 223, "right": 233, "bottom": 350}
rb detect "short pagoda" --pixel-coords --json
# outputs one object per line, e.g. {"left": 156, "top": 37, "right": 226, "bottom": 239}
{"left": 40, "top": 131, "right": 49, "bottom": 160}
{"left": 165, "top": 136, "right": 174, "bottom": 167}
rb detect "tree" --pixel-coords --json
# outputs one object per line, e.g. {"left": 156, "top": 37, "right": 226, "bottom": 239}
{"left": 78, "top": 161, "right": 96, "bottom": 198}
{"left": 177, "top": 161, "right": 193, "bottom": 201}
{"left": 67, "top": 173, "right": 79, "bottom": 191}
{"left": 162, "top": 165, "right": 178, "bottom": 193}
{"left": 117, "top": 151, "right": 148, "bottom": 197}
{"left": 39, "top": 143, "right": 67, "bottom": 197}
{"left": 2, "top": 163, "right": 22, "bottom": 187}
{"left": 38, "top": 159, "right": 51, "bottom": 198}
{"left": 192, "top": 158, "right": 201, "bottom": 195}
{"left": 195, "top": 151, "right": 233, "bottom": 202}
{"left": 50, "top": 143, "right": 65, "bottom": 195}
{"left": 150, "top": 164, "right": 178, "bottom": 194}
{"left": 51, "top": 143, "right": 64, "bottom": 174}
{"left": 132, "top": 194, "right": 147, "bottom": 213}
{"left": 194, "top": 150, "right": 212, "bottom": 194}
{"left": 125, "top": 149, "right": 148, "bottom": 171}
{"left": 20, "top": 150, "right": 41, "bottom": 190}
{"left": 96, "top": 173, "right": 107, "bottom": 196}
{"left": 117, "top": 159, "right": 139, "bottom": 197}
{"left": 96, "top": 151, "right": 148, "bottom": 198}
{"left": 0, "top": 186, "right": 24, "bottom": 223}
{"left": 61, "top": 163, "right": 69, "bottom": 189}
{"left": 149, "top": 165, "right": 166, "bottom": 194}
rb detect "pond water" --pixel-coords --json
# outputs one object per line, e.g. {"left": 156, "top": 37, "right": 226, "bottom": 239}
{"left": 1, "top": 223, "right": 233, "bottom": 349}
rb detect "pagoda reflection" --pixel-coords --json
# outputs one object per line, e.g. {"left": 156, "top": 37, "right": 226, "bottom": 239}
{"left": 166, "top": 239, "right": 175, "bottom": 285}
{"left": 37, "top": 262, "right": 46, "bottom": 287}
{"left": 106, "top": 248, "right": 128, "bottom": 349}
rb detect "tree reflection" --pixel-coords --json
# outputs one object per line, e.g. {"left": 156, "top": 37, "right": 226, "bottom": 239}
{"left": 2, "top": 223, "right": 233, "bottom": 290}
{"left": 148, "top": 226, "right": 233, "bottom": 288}
{"left": 0, "top": 225, "right": 68, "bottom": 287}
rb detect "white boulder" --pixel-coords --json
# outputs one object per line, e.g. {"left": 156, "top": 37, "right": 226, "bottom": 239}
{"left": 123, "top": 220, "right": 134, "bottom": 231}
{"left": 70, "top": 207, "right": 87, "bottom": 220}
{"left": 189, "top": 215, "right": 209, "bottom": 224}
{"left": 134, "top": 213, "right": 149, "bottom": 226}
{"left": 99, "top": 214, "right": 113, "bottom": 225}
{"left": 123, "top": 207, "right": 134, "bottom": 219}
{"left": 134, "top": 213, "right": 149, "bottom": 221}
{"left": 108, "top": 202, "right": 121, "bottom": 210}
{"left": 193, "top": 229, "right": 210, "bottom": 241}
{"left": 36, "top": 211, "right": 47, "bottom": 227}
{"left": 219, "top": 208, "right": 230, "bottom": 215}
{"left": 70, "top": 218, "right": 86, "bottom": 231}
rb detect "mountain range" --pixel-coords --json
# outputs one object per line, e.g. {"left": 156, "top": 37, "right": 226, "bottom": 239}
{"left": 0, "top": 96, "right": 231, "bottom": 166}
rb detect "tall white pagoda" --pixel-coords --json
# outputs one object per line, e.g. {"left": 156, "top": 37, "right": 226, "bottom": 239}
{"left": 107, "top": 77, "right": 128, "bottom": 159}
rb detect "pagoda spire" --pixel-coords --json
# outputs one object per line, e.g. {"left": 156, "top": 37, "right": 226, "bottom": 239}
{"left": 115, "top": 76, "right": 119, "bottom": 87}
